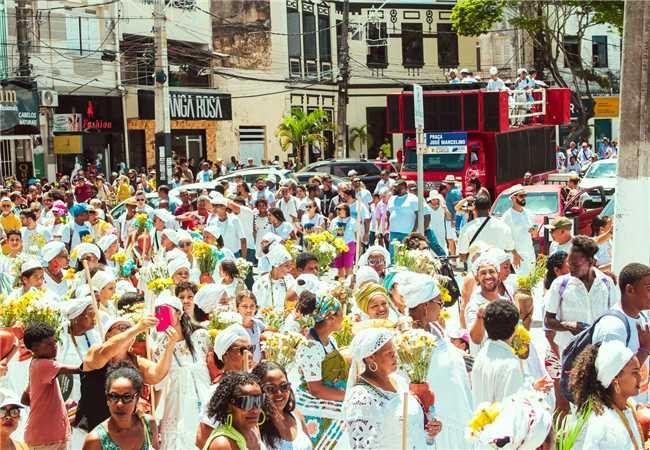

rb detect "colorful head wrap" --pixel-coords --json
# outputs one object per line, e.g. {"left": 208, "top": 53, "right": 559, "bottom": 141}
{"left": 311, "top": 295, "right": 341, "bottom": 323}
{"left": 355, "top": 282, "right": 389, "bottom": 314}
{"left": 70, "top": 203, "right": 89, "bottom": 217}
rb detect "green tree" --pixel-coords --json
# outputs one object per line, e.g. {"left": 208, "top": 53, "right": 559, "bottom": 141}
{"left": 275, "top": 109, "right": 331, "bottom": 165}
{"left": 349, "top": 125, "right": 372, "bottom": 155}
{"left": 451, "top": 0, "right": 623, "bottom": 144}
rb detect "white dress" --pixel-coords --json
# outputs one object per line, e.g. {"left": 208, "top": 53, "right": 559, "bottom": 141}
{"left": 153, "top": 328, "right": 212, "bottom": 450}
{"left": 579, "top": 406, "right": 643, "bottom": 450}
{"left": 273, "top": 412, "right": 313, "bottom": 450}
{"left": 344, "top": 374, "right": 428, "bottom": 450}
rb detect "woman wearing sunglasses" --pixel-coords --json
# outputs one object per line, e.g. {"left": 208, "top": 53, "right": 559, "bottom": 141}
{"left": 0, "top": 393, "right": 27, "bottom": 450}
{"left": 203, "top": 371, "right": 268, "bottom": 450}
{"left": 252, "top": 362, "right": 312, "bottom": 450}
{"left": 299, "top": 201, "right": 325, "bottom": 235}
{"left": 83, "top": 364, "right": 158, "bottom": 450}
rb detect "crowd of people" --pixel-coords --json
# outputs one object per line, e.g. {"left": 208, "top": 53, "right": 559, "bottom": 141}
{"left": 0, "top": 157, "right": 647, "bottom": 450}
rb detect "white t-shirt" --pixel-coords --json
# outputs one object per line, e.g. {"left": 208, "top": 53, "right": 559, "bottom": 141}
{"left": 374, "top": 178, "right": 395, "bottom": 195}
{"left": 215, "top": 214, "right": 245, "bottom": 255}
{"left": 278, "top": 196, "right": 299, "bottom": 222}
{"left": 465, "top": 292, "right": 509, "bottom": 355}
{"left": 501, "top": 208, "right": 535, "bottom": 257}
{"left": 457, "top": 216, "right": 515, "bottom": 255}
{"left": 301, "top": 213, "right": 326, "bottom": 230}
{"left": 549, "top": 239, "right": 572, "bottom": 255}
{"left": 387, "top": 193, "right": 419, "bottom": 233}
{"left": 355, "top": 188, "right": 372, "bottom": 206}
{"left": 236, "top": 205, "right": 255, "bottom": 250}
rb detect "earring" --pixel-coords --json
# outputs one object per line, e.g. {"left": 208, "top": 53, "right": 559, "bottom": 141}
{"left": 614, "top": 381, "right": 621, "bottom": 394}
{"left": 225, "top": 413, "right": 233, "bottom": 428}
{"left": 368, "top": 360, "right": 378, "bottom": 372}
{"left": 257, "top": 409, "right": 266, "bottom": 426}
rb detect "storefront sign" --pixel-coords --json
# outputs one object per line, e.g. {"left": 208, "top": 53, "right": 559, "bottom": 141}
{"left": 593, "top": 96, "right": 620, "bottom": 118}
{"left": 0, "top": 80, "right": 40, "bottom": 135}
{"left": 169, "top": 92, "right": 232, "bottom": 120}
{"left": 53, "top": 135, "right": 82, "bottom": 154}
{"left": 54, "top": 113, "right": 83, "bottom": 132}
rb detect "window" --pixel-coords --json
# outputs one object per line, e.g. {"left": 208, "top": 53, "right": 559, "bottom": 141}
{"left": 287, "top": 8, "right": 301, "bottom": 58}
{"left": 563, "top": 35, "right": 581, "bottom": 68}
{"left": 303, "top": 11, "right": 317, "bottom": 61}
{"left": 367, "top": 22, "right": 388, "bottom": 68}
{"left": 437, "top": 23, "right": 458, "bottom": 68}
{"left": 65, "top": 13, "right": 101, "bottom": 56}
{"left": 401, "top": 23, "right": 423, "bottom": 68}
{"left": 319, "top": 14, "right": 331, "bottom": 62}
{"left": 592, "top": 35, "right": 608, "bottom": 68}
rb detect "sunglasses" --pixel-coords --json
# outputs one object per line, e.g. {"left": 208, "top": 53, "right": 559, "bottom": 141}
{"left": 231, "top": 394, "right": 265, "bottom": 411}
{"left": 1, "top": 407, "right": 21, "bottom": 418}
{"left": 106, "top": 392, "right": 138, "bottom": 404}
{"left": 136, "top": 198, "right": 146, "bottom": 202}
{"left": 230, "top": 345, "right": 255, "bottom": 355}
{"left": 262, "top": 382, "right": 291, "bottom": 395}
{"left": 367, "top": 257, "right": 385, "bottom": 265}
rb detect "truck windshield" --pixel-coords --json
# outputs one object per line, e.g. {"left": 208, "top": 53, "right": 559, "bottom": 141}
{"left": 403, "top": 151, "right": 466, "bottom": 171}
{"left": 492, "top": 192, "right": 559, "bottom": 216}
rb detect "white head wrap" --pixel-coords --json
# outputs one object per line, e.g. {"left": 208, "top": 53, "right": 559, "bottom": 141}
{"left": 472, "top": 254, "right": 499, "bottom": 277}
{"left": 115, "top": 279, "right": 137, "bottom": 298}
{"left": 164, "top": 248, "right": 187, "bottom": 263}
{"left": 261, "top": 232, "right": 282, "bottom": 244}
{"left": 267, "top": 243, "right": 292, "bottom": 266}
{"left": 176, "top": 230, "right": 193, "bottom": 243}
{"left": 161, "top": 229, "right": 179, "bottom": 246}
{"left": 21, "top": 258, "right": 43, "bottom": 274}
{"left": 194, "top": 283, "right": 228, "bottom": 314}
{"left": 62, "top": 296, "right": 93, "bottom": 320}
{"left": 295, "top": 274, "right": 325, "bottom": 296}
{"left": 484, "top": 247, "right": 510, "bottom": 266}
{"left": 97, "top": 234, "right": 118, "bottom": 253}
{"left": 398, "top": 274, "right": 441, "bottom": 310}
{"left": 75, "top": 243, "right": 101, "bottom": 260}
{"left": 213, "top": 323, "right": 250, "bottom": 360}
{"left": 356, "top": 266, "right": 380, "bottom": 287}
{"left": 153, "top": 208, "right": 173, "bottom": 224}
{"left": 91, "top": 270, "right": 115, "bottom": 291}
{"left": 42, "top": 241, "right": 66, "bottom": 263}
{"left": 345, "top": 328, "right": 394, "bottom": 402}
{"left": 103, "top": 317, "right": 132, "bottom": 338}
{"left": 75, "top": 284, "right": 92, "bottom": 298}
{"left": 203, "top": 226, "right": 221, "bottom": 240}
{"left": 155, "top": 291, "right": 183, "bottom": 312}
{"left": 595, "top": 340, "right": 634, "bottom": 388}
{"left": 358, "top": 245, "right": 391, "bottom": 267}
{"left": 168, "top": 257, "right": 191, "bottom": 276}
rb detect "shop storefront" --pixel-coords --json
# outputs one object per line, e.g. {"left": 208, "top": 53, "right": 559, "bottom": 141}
{"left": 53, "top": 95, "right": 125, "bottom": 177}
{"left": 0, "top": 79, "right": 40, "bottom": 183}
{"left": 128, "top": 89, "right": 232, "bottom": 169}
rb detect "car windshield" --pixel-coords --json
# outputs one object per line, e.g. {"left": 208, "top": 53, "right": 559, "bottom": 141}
{"left": 403, "top": 150, "right": 466, "bottom": 171}
{"left": 492, "top": 192, "right": 559, "bottom": 216}
{"left": 585, "top": 162, "right": 617, "bottom": 178}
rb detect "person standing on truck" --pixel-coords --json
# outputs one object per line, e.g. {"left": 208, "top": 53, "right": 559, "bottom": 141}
{"left": 486, "top": 67, "right": 506, "bottom": 91}
{"left": 387, "top": 179, "right": 419, "bottom": 259}
{"left": 501, "top": 185, "right": 536, "bottom": 276}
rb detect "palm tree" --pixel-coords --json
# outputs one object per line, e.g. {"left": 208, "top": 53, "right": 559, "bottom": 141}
{"left": 349, "top": 125, "right": 372, "bottom": 156}
{"left": 275, "top": 109, "right": 331, "bottom": 165}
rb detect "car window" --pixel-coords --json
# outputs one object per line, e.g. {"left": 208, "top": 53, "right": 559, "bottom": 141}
{"left": 312, "top": 165, "right": 331, "bottom": 174}
{"left": 332, "top": 165, "right": 349, "bottom": 177}
{"left": 492, "top": 192, "right": 559, "bottom": 216}
{"left": 358, "top": 163, "right": 381, "bottom": 175}
{"left": 585, "top": 162, "right": 617, "bottom": 178}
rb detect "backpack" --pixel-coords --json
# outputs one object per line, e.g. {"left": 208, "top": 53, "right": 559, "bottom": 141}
{"left": 559, "top": 308, "right": 631, "bottom": 403}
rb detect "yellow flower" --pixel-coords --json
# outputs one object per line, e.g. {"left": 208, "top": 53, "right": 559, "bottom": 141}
{"left": 468, "top": 402, "right": 501, "bottom": 437}
{"left": 112, "top": 251, "right": 127, "bottom": 266}
{"left": 70, "top": 248, "right": 78, "bottom": 261}
{"left": 511, "top": 324, "right": 531, "bottom": 357}
{"left": 82, "top": 235, "right": 94, "bottom": 243}
{"left": 439, "top": 308, "right": 451, "bottom": 320}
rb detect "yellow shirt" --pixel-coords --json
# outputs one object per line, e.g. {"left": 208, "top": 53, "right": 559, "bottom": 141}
{"left": 0, "top": 212, "right": 21, "bottom": 254}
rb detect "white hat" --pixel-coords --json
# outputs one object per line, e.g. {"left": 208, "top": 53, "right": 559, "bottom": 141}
{"left": 295, "top": 274, "right": 325, "bottom": 296}
{"left": 153, "top": 208, "right": 173, "bottom": 223}
{"left": 176, "top": 230, "right": 193, "bottom": 243}
{"left": 267, "top": 243, "right": 292, "bottom": 266}
{"left": 355, "top": 266, "right": 380, "bottom": 287}
{"left": 358, "top": 245, "right": 390, "bottom": 267}
{"left": 103, "top": 317, "right": 132, "bottom": 338}
{"left": 517, "top": 67, "right": 528, "bottom": 75}
{"left": 161, "top": 229, "right": 180, "bottom": 246}
{"left": 345, "top": 328, "right": 394, "bottom": 402}
{"left": 75, "top": 243, "right": 101, "bottom": 260}
{"left": 164, "top": 248, "right": 187, "bottom": 263}
{"left": 460, "top": 68, "right": 469, "bottom": 74}
{"left": 42, "top": 241, "right": 66, "bottom": 263}
{"left": 347, "top": 169, "right": 358, "bottom": 177}
{"left": 595, "top": 340, "right": 634, "bottom": 388}
{"left": 61, "top": 296, "right": 93, "bottom": 320}
{"left": 97, "top": 234, "right": 118, "bottom": 253}
{"left": 115, "top": 279, "right": 137, "bottom": 298}
{"left": 194, "top": 283, "right": 228, "bottom": 314}
{"left": 210, "top": 195, "right": 228, "bottom": 207}
{"left": 0, "top": 389, "right": 26, "bottom": 410}
{"left": 261, "top": 232, "right": 282, "bottom": 244}
{"left": 398, "top": 274, "right": 441, "bottom": 310}
{"left": 505, "top": 184, "right": 526, "bottom": 197}
{"left": 91, "top": 270, "right": 115, "bottom": 291}
{"left": 168, "top": 257, "right": 191, "bottom": 276}
{"left": 213, "top": 323, "right": 250, "bottom": 360}
{"left": 427, "top": 190, "right": 444, "bottom": 202}
{"left": 203, "top": 226, "right": 221, "bottom": 240}
{"left": 489, "top": 66, "right": 498, "bottom": 76}
{"left": 484, "top": 247, "right": 510, "bottom": 266}
{"left": 21, "top": 258, "right": 43, "bottom": 274}
{"left": 155, "top": 291, "right": 183, "bottom": 312}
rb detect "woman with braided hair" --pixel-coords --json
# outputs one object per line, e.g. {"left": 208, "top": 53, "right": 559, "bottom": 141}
{"left": 569, "top": 340, "right": 643, "bottom": 449}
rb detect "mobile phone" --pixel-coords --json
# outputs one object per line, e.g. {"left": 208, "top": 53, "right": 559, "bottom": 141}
{"left": 155, "top": 305, "right": 174, "bottom": 333}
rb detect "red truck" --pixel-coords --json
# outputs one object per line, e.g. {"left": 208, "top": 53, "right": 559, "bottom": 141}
{"left": 386, "top": 86, "right": 571, "bottom": 198}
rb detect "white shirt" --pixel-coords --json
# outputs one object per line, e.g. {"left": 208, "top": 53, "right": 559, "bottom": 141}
{"left": 387, "top": 193, "right": 419, "bottom": 233}
{"left": 486, "top": 77, "right": 506, "bottom": 91}
{"left": 253, "top": 213, "right": 273, "bottom": 258}
{"left": 252, "top": 188, "right": 275, "bottom": 207}
{"left": 471, "top": 339, "right": 525, "bottom": 405}
{"left": 465, "top": 292, "right": 508, "bottom": 355}
{"left": 214, "top": 214, "right": 245, "bottom": 255}
{"left": 579, "top": 406, "right": 643, "bottom": 450}
{"left": 355, "top": 188, "right": 372, "bottom": 206}
{"left": 457, "top": 216, "right": 515, "bottom": 255}
{"left": 252, "top": 274, "right": 297, "bottom": 313}
{"left": 544, "top": 269, "right": 620, "bottom": 354}
{"left": 278, "top": 196, "right": 299, "bottom": 222}
{"left": 501, "top": 208, "right": 535, "bottom": 257}
{"left": 373, "top": 178, "right": 395, "bottom": 195}
{"left": 549, "top": 239, "right": 572, "bottom": 255}
{"left": 236, "top": 205, "right": 255, "bottom": 250}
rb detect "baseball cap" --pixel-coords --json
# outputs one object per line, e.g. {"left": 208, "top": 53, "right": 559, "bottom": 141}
{"left": 545, "top": 216, "right": 573, "bottom": 230}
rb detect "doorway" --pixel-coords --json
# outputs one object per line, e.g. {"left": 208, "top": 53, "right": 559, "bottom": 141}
{"left": 366, "top": 107, "right": 387, "bottom": 159}
{"left": 172, "top": 130, "right": 205, "bottom": 166}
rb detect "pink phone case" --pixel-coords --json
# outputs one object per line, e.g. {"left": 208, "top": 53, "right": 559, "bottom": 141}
{"left": 156, "top": 305, "right": 174, "bottom": 333}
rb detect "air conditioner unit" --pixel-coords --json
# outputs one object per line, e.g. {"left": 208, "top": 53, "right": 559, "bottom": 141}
{"left": 40, "top": 90, "right": 59, "bottom": 107}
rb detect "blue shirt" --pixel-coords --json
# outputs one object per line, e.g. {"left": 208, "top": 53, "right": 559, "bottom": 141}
{"left": 445, "top": 187, "right": 462, "bottom": 215}
{"left": 330, "top": 217, "right": 357, "bottom": 243}
{"left": 387, "top": 193, "right": 419, "bottom": 233}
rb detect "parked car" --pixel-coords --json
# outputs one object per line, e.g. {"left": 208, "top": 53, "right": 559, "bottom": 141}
{"left": 491, "top": 184, "right": 606, "bottom": 254}
{"left": 110, "top": 193, "right": 159, "bottom": 221}
{"left": 300, "top": 159, "right": 382, "bottom": 191}
{"left": 294, "top": 172, "right": 347, "bottom": 187}
{"left": 579, "top": 159, "right": 617, "bottom": 197}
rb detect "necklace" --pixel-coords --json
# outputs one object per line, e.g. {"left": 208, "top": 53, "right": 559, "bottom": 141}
{"left": 612, "top": 403, "right": 643, "bottom": 450}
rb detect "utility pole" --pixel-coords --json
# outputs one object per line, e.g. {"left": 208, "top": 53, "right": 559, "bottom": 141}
{"left": 612, "top": 1, "right": 650, "bottom": 270}
{"left": 16, "top": 0, "right": 31, "bottom": 78}
{"left": 336, "top": 0, "right": 350, "bottom": 159}
{"left": 153, "top": 0, "right": 172, "bottom": 186}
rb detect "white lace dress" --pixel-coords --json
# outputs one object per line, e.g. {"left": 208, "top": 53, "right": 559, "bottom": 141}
{"left": 153, "top": 328, "right": 212, "bottom": 450}
{"left": 343, "top": 374, "right": 428, "bottom": 450}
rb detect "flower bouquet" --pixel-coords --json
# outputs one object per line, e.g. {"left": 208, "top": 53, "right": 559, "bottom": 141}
{"left": 82, "top": 234, "right": 94, "bottom": 244}
{"left": 283, "top": 239, "right": 302, "bottom": 260}
{"left": 510, "top": 323, "right": 531, "bottom": 359}
{"left": 262, "top": 331, "right": 307, "bottom": 368}
{"left": 120, "top": 303, "right": 147, "bottom": 354}
{"left": 332, "top": 314, "right": 353, "bottom": 348}
{"left": 0, "top": 290, "right": 63, "bottom": 340}
{"left": 63, "top": 268, "right": 77, "bottom": 281}
{"left": 467, "top": 402, "right": 501, "bottom": 441}
{"left": 304, "top": 231, "right": 348, "bottom": 273}
{"left": 193, "top": 241, "right": 218, "bottom": 283}
{"left": 393, "top": 241, "right": 441, "bottom": 275}
{"left": 235, "top": 257, "right": 252, "bottom": 280}
{"left": 133, "top": 213, "right": 152, "bottom": 234}
{"left": 394, "top": 328, "right": 437, "bottom": 414}
{"left": 207, "top": 311, "right": 242, "bottom": 340}
{"left": 146, "top": 277, "right": 173, "bottom": 296}
{"left": 26, "top": 233, "right": 46, "bottom": 255}
{"left": 260, "top": 307, "right": 284, "bottom": 332}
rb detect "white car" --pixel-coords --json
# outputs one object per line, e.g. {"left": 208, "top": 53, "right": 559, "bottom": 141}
{"left": 578, "top": 159, "right": 617, "bottom": 197}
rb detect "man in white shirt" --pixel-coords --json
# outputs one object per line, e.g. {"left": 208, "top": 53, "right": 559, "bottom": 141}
{"left": 277, "top": 184, "right": 299, "bottom": 224}
{"left": 373, "top": 170, "right": 395, "bottom": 195}
{"left": 544, "top": 236, "right": 620, "bottom": 356}
{"left": 486, "top": 66, "right": 506, "bottom": 91}
{"left": 352, "top": 177, "right": 372, "bottom": 207}
{"left": 501, "top": 185, "right": 536, "bottom": 275}
{"left": 339, "top": 184, "right": 370, "bottom": 243}
{"left": 212, "top": 197, "right": 247, "bottom": 257}
{"left": 427, "top": 190, "right": 453, "bottom": 255}
{"left": 386, "top": 179, "right": 419, "bottom": 257}
{"left": 592, "top": 263, "right": 650, "bottom": 403}
{"left": 251, "top": 177, "right": 275, "bottom": 207}
{"left": 577, "top": 142, "right": 593, "bottom": 165}
{"left": 545, "top": 216, "right": 573, "bottom": 255}
{"left": 195, "top": 161, "right": 214, "bottom": 182}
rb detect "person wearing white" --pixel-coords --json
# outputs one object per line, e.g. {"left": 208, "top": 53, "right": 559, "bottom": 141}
{"left": 252, "top": 178, "right": 276, "bottom": 207}
{"left": 545, "top": 216, "right": 573, "bottom": 255}
{"left": 211, "top": 197, "right": 247, "bottom": 257}
{"left": 233, "top": 200, "right": 256, "bottom": 260}
{"left": 373, "top": 171, "right": 395, "bottom": 196}
{"left": 343, "top": 328, "right": 440, "bottom": 450}
{"left": 486, "top": 66, "right": 506, "bottom": 91}
{"left": 252, "top": 244, "right": 296, "bottom": 313}
{"left": 426, "top": 191, "right": 453, "bottom": 255}
{"left": 277, "top": 187, "right": 300, "bottom": 224}
{"left": 501, "top": 185, "right": 536, "bottom": 275}
{"left": 544, "top": 236, "right": 620, "bottom": 356}
{"left": 42, "top": 241, "right": 70, "bottom": 298}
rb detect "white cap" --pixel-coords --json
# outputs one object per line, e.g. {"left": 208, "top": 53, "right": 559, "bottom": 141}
{"left": 595, "top": 340, "right": 634, "bottom": 388}
{"left": 155, "top": 291, "right": 183, "bottom": 312}
{"left": 489, "top": 66, "right": 498, "bottom": 76}
{"left": 203, "top": 226, "right": 221, "bottom": 240}
{"left": 75, "top": 243, "right": 101, "bottom": 260}
{"left": 42, "top": 241, "right": 66, "bottom": 263}
{"left": 517, "top": 67, "right": 528, "bottom": 75}
{"left": 0, "top": 389, "right": 25, "bottom": 410}
{"left": 91, "top": 270, "right": 115, "bottom": 291}
{"left": 347, "top": 169, "right": 358, "bottom": 177}
{"left": 61, "top": 296, "right": 93, "bottom": 320}
{"left": 97, "top": 234, "right": 118, "bottom": 253}
{"left": 168, "top": 257, "right": 191, "bottom": 276}
{"left": 21, "top": 258, "right": 43, "bottom": 274}
{"left": 162, "top": 229, "right": 180, "bottom": 246}
{"left": 460, "top": 68, "right": 469, "bottom": 74}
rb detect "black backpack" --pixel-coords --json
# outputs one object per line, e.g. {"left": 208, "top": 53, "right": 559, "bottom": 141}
{"left": 559, "top": 309, "right": 631, "bottom": 403}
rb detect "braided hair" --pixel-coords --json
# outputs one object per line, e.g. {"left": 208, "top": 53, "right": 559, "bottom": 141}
{"left": 206, "top": 371, "right": 261, "bottom": 424}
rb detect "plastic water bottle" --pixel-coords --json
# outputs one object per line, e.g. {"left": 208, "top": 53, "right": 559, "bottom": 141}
{"left": 426, "top": 405, "right": 437, "bottom": 446}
